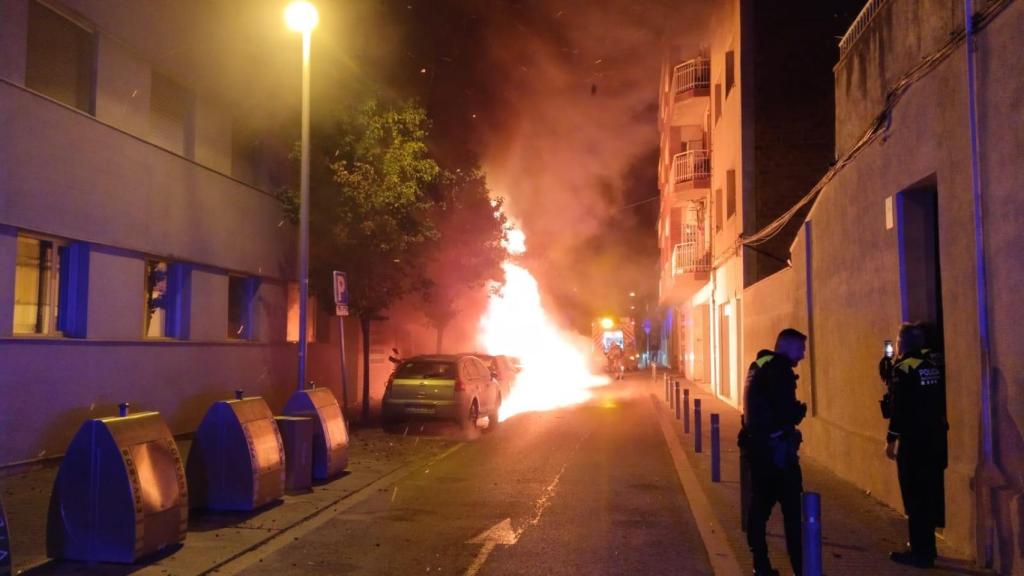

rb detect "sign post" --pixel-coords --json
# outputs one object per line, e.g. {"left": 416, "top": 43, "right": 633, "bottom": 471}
{"left": 333, "top": 271, "right": 350, "bottom": 412}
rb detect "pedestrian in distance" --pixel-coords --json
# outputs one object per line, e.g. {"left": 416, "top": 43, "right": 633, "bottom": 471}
{"left": 738, "top": 328, "right": 809, "bottom": 576}
{"left": 884, "top": 322, "right": 948, "bottom": 568}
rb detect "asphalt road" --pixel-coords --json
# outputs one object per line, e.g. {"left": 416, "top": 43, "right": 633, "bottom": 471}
{"left": 238, "top": 379, "right": 713, "bottom": 576}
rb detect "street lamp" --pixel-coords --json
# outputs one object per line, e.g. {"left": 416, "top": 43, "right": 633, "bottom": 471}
{"left": 285, "top": 1, "right": 318, "bottom": 391}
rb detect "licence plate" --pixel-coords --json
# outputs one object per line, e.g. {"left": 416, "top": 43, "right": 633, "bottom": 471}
{"left": 406, "top": 406, "right": 435, "bottom": 415}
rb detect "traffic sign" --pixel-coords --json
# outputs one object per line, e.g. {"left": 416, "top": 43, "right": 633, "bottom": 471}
{"left": 333, "top": 271, "right": 349, "bottom": 316}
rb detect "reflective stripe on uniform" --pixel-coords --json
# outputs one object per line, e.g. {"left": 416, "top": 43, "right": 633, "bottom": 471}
{"left": 755, "top": 354, "right": 774, "bottom": 369}
{"left": 896, "top": 357, "right": 923, "bottom": 373}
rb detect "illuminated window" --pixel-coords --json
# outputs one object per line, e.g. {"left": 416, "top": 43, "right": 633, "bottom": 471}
{"left": 14, "top": 234, "right": 88, "bottom": 337}
{"left": 25, "top": 0, "right": 95, "bottom": 113}
{"left": 14, "top": 236, "right": 61, "bottom": 334}
{"left": 286, "top": 282, "right": 317, "bottom": 343}
{"left": 145, "top": 259, "right": 189, "bottom": 338}
{"left": 228, "top": 276, "right": 256, "bottom": 340}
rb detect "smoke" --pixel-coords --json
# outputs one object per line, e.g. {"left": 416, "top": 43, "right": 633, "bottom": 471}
{"left": 467, "top": 1, "right": 711, "bottom": 326}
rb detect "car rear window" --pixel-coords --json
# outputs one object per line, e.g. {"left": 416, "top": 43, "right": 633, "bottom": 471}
{"left": 395, "top": 361, "right": 455, "bottom": 380}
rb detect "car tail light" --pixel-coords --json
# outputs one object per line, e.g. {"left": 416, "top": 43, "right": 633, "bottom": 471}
{"left": 454, "top": 378, "right": 466, "bottom": 391}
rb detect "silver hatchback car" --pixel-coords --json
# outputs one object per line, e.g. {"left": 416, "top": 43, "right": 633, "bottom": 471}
{"left": 382, "top": 354, "right": 501, "bottom": 429}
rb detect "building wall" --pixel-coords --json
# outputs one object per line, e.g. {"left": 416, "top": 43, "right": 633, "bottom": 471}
{"left": 0, "top": 0, "right": 301, "bottom": 467}
{"left": 741, "top": 0, "right": 1024, "bottom": 562}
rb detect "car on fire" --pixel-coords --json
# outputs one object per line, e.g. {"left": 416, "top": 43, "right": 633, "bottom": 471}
{"left": 466, "top": 353, "right": 520, "bottom": 401}
{"left": 382, "top": 354, "right": 502, "bottom": 430}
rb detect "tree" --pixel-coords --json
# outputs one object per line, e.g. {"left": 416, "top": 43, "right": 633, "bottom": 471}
{"left": 417, "top": 168, "right": 508, "bottom": 352}
{"left": 288, "top": 99, "right": 440, "bottom": 421}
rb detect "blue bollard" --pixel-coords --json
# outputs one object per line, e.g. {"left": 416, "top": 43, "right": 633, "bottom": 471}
{"left": 669, "top": 380, "right": 675, "bottom": 410}
{"left": 674, "top": 381, "right": 681, "bottom": 420}
{"left": 665, "top": 375, "right": 670, "bottom": 402}
{"left": 710, "top": 413, "right": 721, "bottom": 482}
{"left": 694, "top": 399, "right": 703, "bottom": 453}
{"left": 802, "top": 492, "right": 823, "bottom": 576}
{"left": 683, "top": 389, "right": 690, "bottom": 433}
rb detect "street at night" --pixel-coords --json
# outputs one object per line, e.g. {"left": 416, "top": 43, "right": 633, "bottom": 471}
{"left": 3, "top": 0, "right": 1023, "bottom": 574}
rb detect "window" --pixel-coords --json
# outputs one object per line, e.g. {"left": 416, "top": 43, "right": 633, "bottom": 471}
{"left": 725, "top": 50, "right": 735, "bottom": 96}
{"left": 145, "top": 260, "right": 189, "bottom": 338}
{"left": 715, "top": 188, "right": 723, "bottom": 232}
{"left": 150, "top": 71, "right": 194, "bottom": 157}
{"left": 286, "top": 282, "right": 317, "bottom": 343}
{"left": 714, "top": 84, "right": 722, "bottom": 124}
{"left": 727, "top": 170, "right": 737, "bottom": 219}
{"left": 14, "top": 234, "right": 88, "bottom": 336}
{"left": 25, "top": 0, "right": 96, "bottom": 113}
{"left": 228, "top": 276, "right": 256, "bottom": 340}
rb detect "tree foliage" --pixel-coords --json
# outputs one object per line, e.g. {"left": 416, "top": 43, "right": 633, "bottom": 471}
{"left": 417, "top": 168, "right": 509, "bottom": 351}
{"left": 308, "top": 99, "right": 440, "bottom": 319}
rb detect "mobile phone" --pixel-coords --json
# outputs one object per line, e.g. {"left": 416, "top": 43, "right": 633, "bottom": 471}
{"left": 884, "top": 339, "right": 894, "bottom": 358}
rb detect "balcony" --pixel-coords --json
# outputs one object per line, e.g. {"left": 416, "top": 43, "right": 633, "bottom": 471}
{"left": 659, "top": 226, "right": 711, "bottom": 306}
{"left": 669, "top": 57, "right": 710, "bottom": 125}
{"left": 671, "top": 150, "right": 711, "bottom": 200}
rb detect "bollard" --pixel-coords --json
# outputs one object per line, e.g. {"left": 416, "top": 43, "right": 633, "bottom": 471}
{"left": 234, "top": 389, "right": 244, "bottom": 400}
{"left": 118, "top": 402, "right": 129, "bottom": 417}
{"left": 669, "top": 379, "right": 675, "bottom": 410}
{"left": 710, "top": 413, "right": 721, "bottom": 482}
{"left": 665, "top": 375, "right": 671, "bottom": 403}
{"left": 694, "top": 398, "right": 703, "bottom": 453}
{"left": 802, "top": 492, "right": 823, "bottom": 576}
{"left": 674, "top": 381, "right": 681, "bottom": 420}
{"left": 683, "top": 389, "right": 691, "bottom": 433}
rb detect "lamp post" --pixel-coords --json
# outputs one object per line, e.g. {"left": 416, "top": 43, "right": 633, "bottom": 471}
{"left": 285, "top": 1, "right": 318, "bottom": 391}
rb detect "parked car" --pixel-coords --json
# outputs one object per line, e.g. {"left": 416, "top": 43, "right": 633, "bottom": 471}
{"left": 382, "top": 354, "right": 501, "bottom": 430}
{"left": 469, "top": 353, "right": 520, "bottom": 401}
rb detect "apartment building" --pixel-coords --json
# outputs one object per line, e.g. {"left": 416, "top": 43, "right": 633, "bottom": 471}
{"left": 657, "top": 0, "right": 840, "bottom": 406}
{"left": 0, "top": 0, "right": 304, "bottom": 467}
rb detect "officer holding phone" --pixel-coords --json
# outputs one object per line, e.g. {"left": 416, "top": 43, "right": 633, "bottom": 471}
{"left": 883, "top": 323, "right": 948, "bottom": 568}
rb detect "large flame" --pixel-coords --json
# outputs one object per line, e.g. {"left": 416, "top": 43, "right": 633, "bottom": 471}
{"left": 479, "top": 230, "right": 608, "bottom": 421}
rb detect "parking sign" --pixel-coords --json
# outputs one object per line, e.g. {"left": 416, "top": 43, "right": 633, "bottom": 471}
{"left": 333, "top": 271, "right": 349, "bottom": 316}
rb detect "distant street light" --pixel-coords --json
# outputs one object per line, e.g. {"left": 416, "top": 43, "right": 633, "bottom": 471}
{"left": 285, "top": 1, "right": 318, "bottom": 391}
{"left": 629, "top": 291, "right": 636, "bottom": 298}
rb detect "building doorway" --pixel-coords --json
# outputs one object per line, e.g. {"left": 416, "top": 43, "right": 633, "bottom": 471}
{"left": 897, "top": 180, "right": 945, "bottom": 348}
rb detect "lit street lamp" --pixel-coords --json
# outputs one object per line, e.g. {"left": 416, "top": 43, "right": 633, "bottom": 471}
{"left": 285, "top": 1, "right": 318, "bottom": 391}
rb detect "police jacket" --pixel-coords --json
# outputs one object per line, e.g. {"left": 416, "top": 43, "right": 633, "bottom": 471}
{"left": 743, "top": 351, "right": 806, "bottom": 440}
{"left": 886, "top": 349, "right": 948, "bottom": 466}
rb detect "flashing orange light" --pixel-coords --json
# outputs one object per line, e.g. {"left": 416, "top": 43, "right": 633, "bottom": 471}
{"left": 599, "top": 317, "right": 615, "bottom": 330}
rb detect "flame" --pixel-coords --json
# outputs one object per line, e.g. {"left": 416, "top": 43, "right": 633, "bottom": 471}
{"left": 479, "top": 231, "right": 608, "bottom": 421}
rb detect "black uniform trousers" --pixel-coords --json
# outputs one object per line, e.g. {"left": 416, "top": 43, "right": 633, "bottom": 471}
{"left": 896, "top": 447, "right": 945, "bottom": 559}
{"left": 746, "top": 451, "right": 803, "bottom": 574}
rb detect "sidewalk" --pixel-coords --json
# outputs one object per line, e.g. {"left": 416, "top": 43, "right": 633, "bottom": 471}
{"left": 0, "top": 425, "right": 460, "bottom": 575}
{"left": 651, "top": 374, "right": 986, "bottom": 576}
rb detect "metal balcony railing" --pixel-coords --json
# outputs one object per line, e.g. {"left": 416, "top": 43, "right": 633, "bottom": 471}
{"left": 838, "top": 0, "right": 892, "bottom": 59}
{"left": 673, "top": 57, "right": 711, "bottom": 95}
{"left": 672, "top": 150, "right": 710, "bottom": 184}
{"left": 672, "top": 227, "right": 711, "bottom": 275}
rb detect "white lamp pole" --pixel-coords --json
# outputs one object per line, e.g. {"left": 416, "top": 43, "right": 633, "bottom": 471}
{"left": 285, "top": 1, "right": 318, "bottom": 391}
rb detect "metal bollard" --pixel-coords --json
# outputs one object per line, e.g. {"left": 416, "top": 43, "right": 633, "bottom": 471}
{"left": 664, "top": 375, "right": 670, "bottom": 402}
{"left": 669, "top": 379, "right": 675, "bottom": 410}
{"left": 694, "top": 398, "right": 703, "bottom": 453}
{"left": 674, "top": 381, "right": 681, "bottom": 420}
{"left": 802, "top": 492, "right": 823, "bottom": 576}
{"left": 118, "top": 402, "right": 130, "bottom": 417}
{"left": 710, "top": 413, "right": 721, "bottom": 482}
{"left": 683, "top": 389, "right": 690, "bottom": 433}
{"left": 235, "top": 389, "right": 244, "bottom": 400}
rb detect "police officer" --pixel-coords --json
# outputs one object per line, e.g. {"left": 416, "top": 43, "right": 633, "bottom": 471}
{"left": 742, "top": 328, "right": 808, "bottom": 576}
{"left": 886, "top": 322, "right": 948, "bottom": 568}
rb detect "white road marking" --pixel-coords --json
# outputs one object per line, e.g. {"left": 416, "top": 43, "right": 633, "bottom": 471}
{"left": 464, "top": 519, "right": 518, "bottom": 576}
{"left": 463, "top": 430, "right": 588, "bottom": 575}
